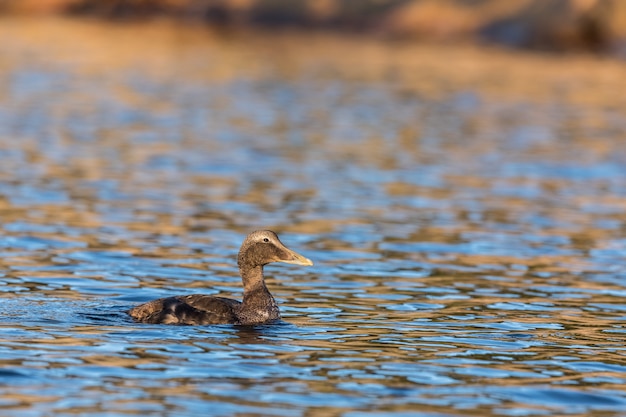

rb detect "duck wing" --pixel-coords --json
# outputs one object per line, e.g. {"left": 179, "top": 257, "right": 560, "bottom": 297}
{"left": 128, "top": 295, "right": 241, "bottom": 325}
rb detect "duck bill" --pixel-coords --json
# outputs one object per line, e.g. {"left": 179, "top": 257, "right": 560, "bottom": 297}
{"left": 279, "top": 248, "right": 314, "bottom": 266}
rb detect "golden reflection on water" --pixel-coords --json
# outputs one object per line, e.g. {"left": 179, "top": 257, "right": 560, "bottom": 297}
{"left": 0, "top": 15, "right": 624, "bottom": 417}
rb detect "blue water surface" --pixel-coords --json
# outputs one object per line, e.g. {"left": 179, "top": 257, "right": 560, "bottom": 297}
{"left": 0, "top": 18, "right": 625, "bottom": 417}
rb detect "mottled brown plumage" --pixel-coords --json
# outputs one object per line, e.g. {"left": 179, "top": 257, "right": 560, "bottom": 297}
{"left": 128, "top": 230, "right": 313, "bottom": 325}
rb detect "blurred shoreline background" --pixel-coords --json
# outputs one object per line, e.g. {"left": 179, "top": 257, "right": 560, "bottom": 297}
{"left": 2, "top": 0, "right": 626, "bottom": 55}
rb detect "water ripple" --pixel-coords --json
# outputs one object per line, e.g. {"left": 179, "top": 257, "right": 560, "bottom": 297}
{"left": 0, "top": 18, "right": 625, "bottom": 417}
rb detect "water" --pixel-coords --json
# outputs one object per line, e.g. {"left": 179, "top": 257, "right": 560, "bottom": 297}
{"left": 0, "top": 17, "right": 625, "bottom": 417}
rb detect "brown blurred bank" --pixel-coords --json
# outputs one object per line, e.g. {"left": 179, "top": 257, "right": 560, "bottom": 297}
{"left": 2, "top": 0, "right": 626, "bottom": 53}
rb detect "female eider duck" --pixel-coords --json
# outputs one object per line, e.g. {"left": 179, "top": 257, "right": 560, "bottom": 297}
{"left": 128, "top": 230, "right": 313, "bottom": 325}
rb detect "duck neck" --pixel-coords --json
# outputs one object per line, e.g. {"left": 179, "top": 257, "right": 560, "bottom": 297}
{"left": 238, "top": 265, "right": 279, "bottom": 321}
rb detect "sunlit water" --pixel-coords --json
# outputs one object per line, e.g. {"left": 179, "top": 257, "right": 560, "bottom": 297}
{"left": 0, "top": 17, "right": 625, "bottom": 417}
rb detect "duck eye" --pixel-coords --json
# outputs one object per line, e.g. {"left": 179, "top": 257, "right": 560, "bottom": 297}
{"left": 263, "top": 238, "right": 270, "bottom": 243}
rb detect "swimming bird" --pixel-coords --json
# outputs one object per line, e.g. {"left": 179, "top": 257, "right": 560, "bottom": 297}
{"left": 128, "top": 230, "right": 313, "bottom": 325}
